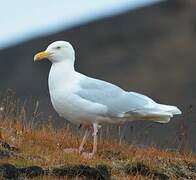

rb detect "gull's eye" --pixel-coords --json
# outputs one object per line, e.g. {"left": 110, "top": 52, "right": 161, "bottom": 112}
{"left": 56, "top": 46, "right": 61, "bottom": 49}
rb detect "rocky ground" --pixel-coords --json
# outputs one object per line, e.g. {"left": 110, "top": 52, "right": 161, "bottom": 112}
{"left": 0, "top": 123, "right": 195, "bottom": 179}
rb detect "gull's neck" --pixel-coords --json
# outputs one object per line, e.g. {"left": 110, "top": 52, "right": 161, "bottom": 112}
{"left": 52, "top": 60, "right": 75, "bottom": 73}
{"left": 49, "top": 59, "right": 78, "bottom": 92}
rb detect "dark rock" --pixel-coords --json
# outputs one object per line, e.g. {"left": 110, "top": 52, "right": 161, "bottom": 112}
{"left": 152, "top": 172, "right": 169, "bottom": 180}
{"left": 96, "top": 164, "right": 111, "bottom": 179}
{"left": 19, "top": 166, "right": 44, "bottom": 178}
{"left": 52, "top": 164, "right": 110, "bottom": 180}
{"left": 0, "top": 163, "right": 19, "bottom": 179}
{"left": 0, "top": 163, "right": 110, "bottom": 179}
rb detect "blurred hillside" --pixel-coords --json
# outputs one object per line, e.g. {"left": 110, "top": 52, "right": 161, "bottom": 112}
{"left": 0, "top": 0, "right": 196, "bottom": 150}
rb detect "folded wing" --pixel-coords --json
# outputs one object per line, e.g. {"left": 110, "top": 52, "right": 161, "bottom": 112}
{"left": 76, "top": 76, "right": 181, "bottom": 123}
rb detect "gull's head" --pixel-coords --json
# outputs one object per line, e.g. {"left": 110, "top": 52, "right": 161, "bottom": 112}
{"left": 34, "top": 41, "right": 75, "bottom": 63}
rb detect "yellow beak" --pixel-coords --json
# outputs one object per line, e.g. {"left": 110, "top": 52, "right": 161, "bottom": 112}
{"left": 34, "top": 51, "right": 49, "bottom": 61}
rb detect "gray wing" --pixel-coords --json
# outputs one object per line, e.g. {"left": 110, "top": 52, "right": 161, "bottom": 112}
{"left": 76, "top": 76, "right": 155, "bottom": 118}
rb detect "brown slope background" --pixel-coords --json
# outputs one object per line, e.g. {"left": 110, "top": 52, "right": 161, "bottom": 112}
{"left": 0, "top": 0, "right": 196, "bottom": 151}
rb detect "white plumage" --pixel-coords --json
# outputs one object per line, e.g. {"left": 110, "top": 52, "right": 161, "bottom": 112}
{"left": 34, "top": 41, "right": 181, "bottom": 158}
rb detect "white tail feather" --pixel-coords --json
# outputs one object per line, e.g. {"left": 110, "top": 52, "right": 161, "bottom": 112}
{"left": 125, "top": 105, "right": 181, "bottom": 123}
{"left": 157, "top": 104, "right": 182, "bottom": 115}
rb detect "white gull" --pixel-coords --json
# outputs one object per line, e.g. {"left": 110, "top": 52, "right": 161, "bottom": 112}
{"left": 34, "top": 41, "right": 181, "bottom": 158}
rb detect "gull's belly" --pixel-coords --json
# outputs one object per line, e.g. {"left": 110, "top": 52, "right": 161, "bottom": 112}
{"left": 50, "top": 90, "right": 107, "bottom": 125}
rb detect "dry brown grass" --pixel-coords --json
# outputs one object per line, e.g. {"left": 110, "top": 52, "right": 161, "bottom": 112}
{"left": 0, "top": 117, "right": 195, "bottom": 178}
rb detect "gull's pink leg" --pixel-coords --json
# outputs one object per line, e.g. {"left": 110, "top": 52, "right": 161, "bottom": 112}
{"left": 64, "top": 125, "right": 91, "bottom": 154}
{"left": 82, "top": 123, "right": 98, "bottom": 159}
{"left": 79, "top": 128, "right": 91, "bottom": 154}
{"left": 92, "top": 123, "right": 98, "bottom": 155}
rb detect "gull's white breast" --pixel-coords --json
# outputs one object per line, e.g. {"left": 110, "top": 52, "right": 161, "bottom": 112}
{"left": 48, "top": 62, "right": 107, "bottom": 125}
